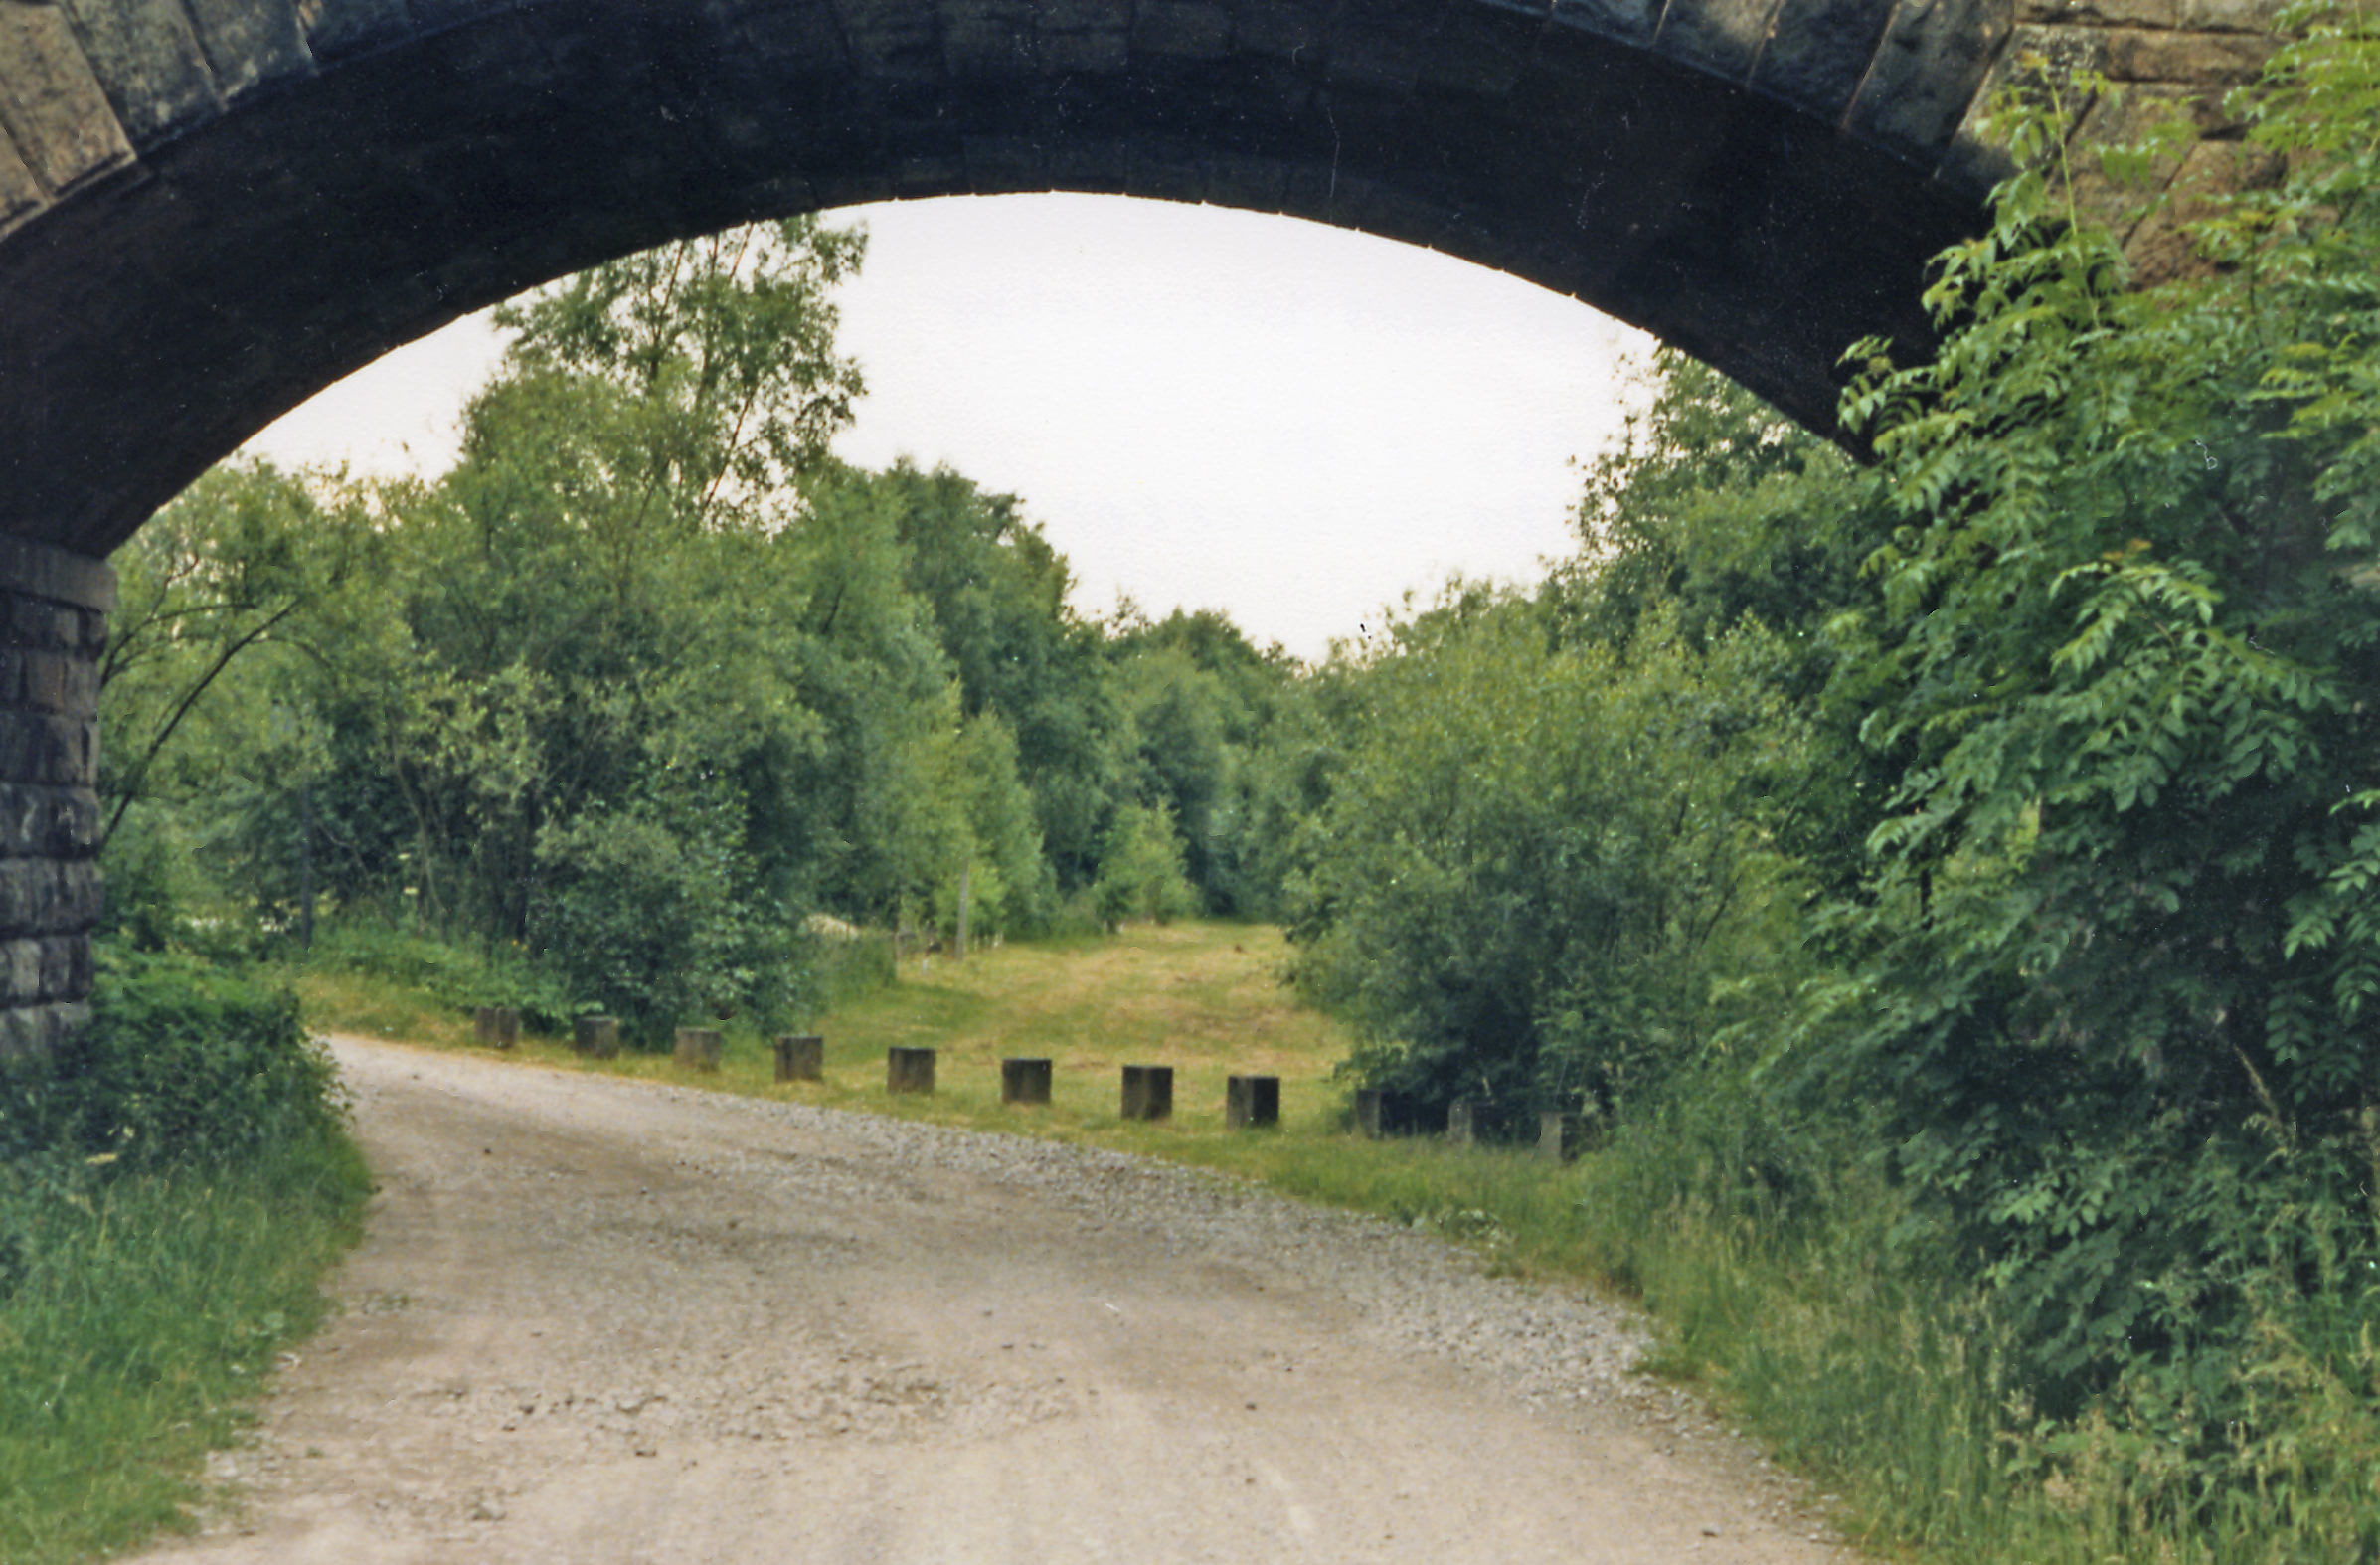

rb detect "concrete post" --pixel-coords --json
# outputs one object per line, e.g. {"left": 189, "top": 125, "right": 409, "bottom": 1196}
{"left": 1226, "top": 1074, "right": 1279, "bottom": 1130}
{"left": 887, "top": 1046, "right": 935, "bottom": 1094}
{"left": 0, "top": 540, "right": 110, "bottom": 1067}
{"left": 773, "top": 1033, "right": 823, "bottom": 1082}
{"left": 1354, "top": 1088, "right": 1387, "bottom": 1139}
{"left": 1539, "top": 1110, "right": 1591, "bottom": 1163}
{"left": 674, "top": 1027, "right": 722, "bottom": 1071}
{"left": 1447, "top": 1097, "right": 1480, "bottom": 1147}
{"left": 1120, "top": 1064, "right": 1173, "bottom": 1121}
{"left": 1001, "top": 1057, "right": 1052, "bottom": 1105}
{"left": 573, "top": 1014, "right": 620, "bottom": 1057}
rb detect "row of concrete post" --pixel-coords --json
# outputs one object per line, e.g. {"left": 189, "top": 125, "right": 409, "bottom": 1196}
{"left": 478, "top": 1010, "right": 1573, "bottom": 1152}
{"left": 1353, "top": 1087, "right": 1598, "bottom": 1163}
{"left": 887, "top": 1047, "right": 1280, "bottom": 1129}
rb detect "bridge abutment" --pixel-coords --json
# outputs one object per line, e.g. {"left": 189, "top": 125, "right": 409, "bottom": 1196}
{"left": 0, "top": 539, "right": 110, "bottom": 1065}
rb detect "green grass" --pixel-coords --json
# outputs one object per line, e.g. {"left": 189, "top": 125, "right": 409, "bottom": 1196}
{"left": 0, "top": 1135, "right": 370, "bottom": 1565}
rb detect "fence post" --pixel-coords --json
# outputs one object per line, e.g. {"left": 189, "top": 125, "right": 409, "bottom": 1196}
{"left": 674, "top": 1027, "right": 722, "bottom": 1071}
{"left": 1226, "top": 1075, "right": 1279, "bottom": 1130}
{"left": 1001, "top": 1057, "right": 1052, "bottom": 1105}
{"left": 887, "top": 1046, "right": 936, "bottom": 1094}
{"left": 1120, "top": 1064, "right": 1174, "bottom": 1121}
{"left": 773, "top": 1034, "right": 823, "bottom": 1082}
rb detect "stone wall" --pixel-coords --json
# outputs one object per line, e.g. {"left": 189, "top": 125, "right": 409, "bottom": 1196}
{"left": 0, "top": 538, "right": 110, "bottom": 1066}
{"left": 1950, "top": 0, "right": 2292, "bottom": 278}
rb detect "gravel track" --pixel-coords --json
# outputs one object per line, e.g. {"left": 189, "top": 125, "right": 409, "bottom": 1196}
{"left": 129, "top": 1036, "right": 1855, "bottom": 1564}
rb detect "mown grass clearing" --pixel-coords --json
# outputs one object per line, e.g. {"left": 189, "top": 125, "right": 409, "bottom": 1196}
{"left": 288, "top": 921, "right": 1601, "bottom": 1276}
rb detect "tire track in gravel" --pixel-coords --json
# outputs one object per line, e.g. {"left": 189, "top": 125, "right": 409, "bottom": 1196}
{"left": 131, "top": 1036, "right": 1857, "bottom": 1565}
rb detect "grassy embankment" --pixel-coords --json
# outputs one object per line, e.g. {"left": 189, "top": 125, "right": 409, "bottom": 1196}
{"left": 0, "top": 953, "right": 371, "bottom": 1565}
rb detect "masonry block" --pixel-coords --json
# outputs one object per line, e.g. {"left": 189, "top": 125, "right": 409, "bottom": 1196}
{"left": 57, "top": 0, "right": 224, "bottom": 147}
{"left": 0, "top": 3, "right": 136, "bottom": 195}
{"left": 1447, "top": 1096, "right": 1480, "bottom": 1146}
{"left": 676, "top": 1026, "right": 722, "bottom": 1070}
{"left": 1120, "top": 1064, "right": 1173, "bottom": 1121}
{"left": 1002, "top": 1056, "right": 1052, "bottom": 1104}
{"left": 887, "top": 1044, "right": 936, "bottom": 1093}
{"left": 1226, "top": 1074, "right": 1279, "bottom": 1130}
{"left": 574, "top": 1014, "right": 620, "bottom": 1057}
{"left": 775, "top": 1033, "right": 824, "bottom": 1082}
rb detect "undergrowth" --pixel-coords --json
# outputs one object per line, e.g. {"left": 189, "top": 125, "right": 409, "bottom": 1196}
{"left": 0, "top": 945, "right": 369, "bottom": 1565}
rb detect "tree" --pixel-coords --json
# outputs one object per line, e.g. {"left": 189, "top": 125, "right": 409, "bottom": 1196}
{"left": 1799, "top": 13, "right": 2380, "bottom": 1417}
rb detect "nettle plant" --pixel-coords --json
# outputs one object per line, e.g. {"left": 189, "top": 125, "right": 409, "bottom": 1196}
{"left": 1808, "top": 0, "right": 2380, "bottom": 1428}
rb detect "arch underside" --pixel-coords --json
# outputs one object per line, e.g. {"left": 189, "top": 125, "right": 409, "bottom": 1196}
{"left": 0, "top": 0, "right": 1989, "bottom": 557}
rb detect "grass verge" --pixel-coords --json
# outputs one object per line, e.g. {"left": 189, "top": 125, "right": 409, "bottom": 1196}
{"left": 0, "top": 1136, "right": 370, "bottom": 1565}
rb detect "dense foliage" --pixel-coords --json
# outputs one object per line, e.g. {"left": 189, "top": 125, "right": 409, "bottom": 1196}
{"left": 107, "top": 220, "right": 1315, "bottom": 1045}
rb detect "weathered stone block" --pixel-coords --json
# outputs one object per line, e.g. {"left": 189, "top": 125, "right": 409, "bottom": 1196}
{"left": 0, "top": 3, "right": 135, "bottom": 195}
{"left": 1001, "top": 1056, "right": 1052, "bottom": 1104}
{"left": 0, "top": 935, "right": 78, "bottom": 1004}
{"left": 1354, "top": 1086, "right": 1389, "bottom": 1139}
{"left": 2104, "top": 26, "right": 2272, "bottom": 82}
{"left": 301, "top": 0, "right": 417, "bottom": 63}
{"left": 1447, "top": 1096, "right": 1480, "bottom": 1146}
{"left": 1753, "top": 0, "right": 1902, "bottom": 121}
{"left": 887, "top": 1045, "right": 936, "bottom": 1093}
{"left": 1846, "top": 0, "right": 2015, "bottom": 167}
{"left": 2177, "top": 0, "right": 2286, "bottom": 31}
{"left": 1226, "top": 1074, "right": 1279, "bottom": 1130}
{"left": 573, "top": 1014, "right": 619, "bottom": 1057}
{"left": 0, "top": 136, "right": 44, "bottom": 235}
{"left": 181, "top": 0, "right": 314, "bottom": 101}
{"left": 1539, "top": 1109, "right": 1597, "bottom": 1162}
{"left": 2016, "top": 0, "right": 2177, "bottom": 28}
{"left": 476, "top": 1006, "right": 521, "bottom": 1048}
{"left": 775, "top": 1033, "right": 824, "bottom": 1082}
{"left": 0, "top": 784, "right": 99, "bottom": 858}
{"left": 57, "top": 0, "right": 223, "bottom": 148}
{"left": 1656, "top": 0, "right": 1777, "bottom": 84}
{"left": 0, "top": 859, "right": 100, "bottom": 936}
{"left": 1941, "top": 23, "right": 2110, "bottom": 195}
{"left": 675, "top": 1026, "right": 721, "bottom": 1070}
{"left": 1120, "top": 1064, "right": 1173, "bottom": 1121}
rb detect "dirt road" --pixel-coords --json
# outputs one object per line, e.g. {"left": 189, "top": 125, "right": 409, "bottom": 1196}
{"left": 133, "top": 1037, "right": 1851, "bottom": 1565}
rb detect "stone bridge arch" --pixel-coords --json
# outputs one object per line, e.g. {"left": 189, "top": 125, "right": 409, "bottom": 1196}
{"left": 0, "top": 0, "right": 2283, "bottom": 1054}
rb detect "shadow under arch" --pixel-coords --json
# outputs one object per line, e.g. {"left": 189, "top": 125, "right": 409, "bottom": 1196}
{"left": 0, "top": 0, "right": 1996, "bottom": 560}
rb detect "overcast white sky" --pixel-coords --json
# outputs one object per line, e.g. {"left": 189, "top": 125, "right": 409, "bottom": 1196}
{"left": 241, "top": 194, "right": 1652, "bottom": 664}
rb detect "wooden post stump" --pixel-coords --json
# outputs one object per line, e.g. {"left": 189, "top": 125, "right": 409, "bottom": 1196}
{"left": 1001, "top": 1057, "right": 1052, "bottom": 1105}
{"left": 573, "top": 1015, "right": 620, "bottom": 1059}
{"left": 674, "top": 1027, "right": 722, "bottom": 1071}
{"left": 1447, "top": 1096, "right": 1480, "bottom": 1146}
{"left": 1226, "top": 1074, "right": 1280, "bottom": 1130}
{"left": 1354, "top": 1087, "right": 1388, "bottom": 1139}
{"left": 1539, "top": 1110, "right": 1592, "bottom": 1162}
{"left": 887, "top": 1046, "right": 936, "bottom": 1095}
{"left": 1120, "top": 1064, "right": 1174, "bottom": 1121}
{"left": 773, "top": 1034, "right": 823, "bottom": 1082}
